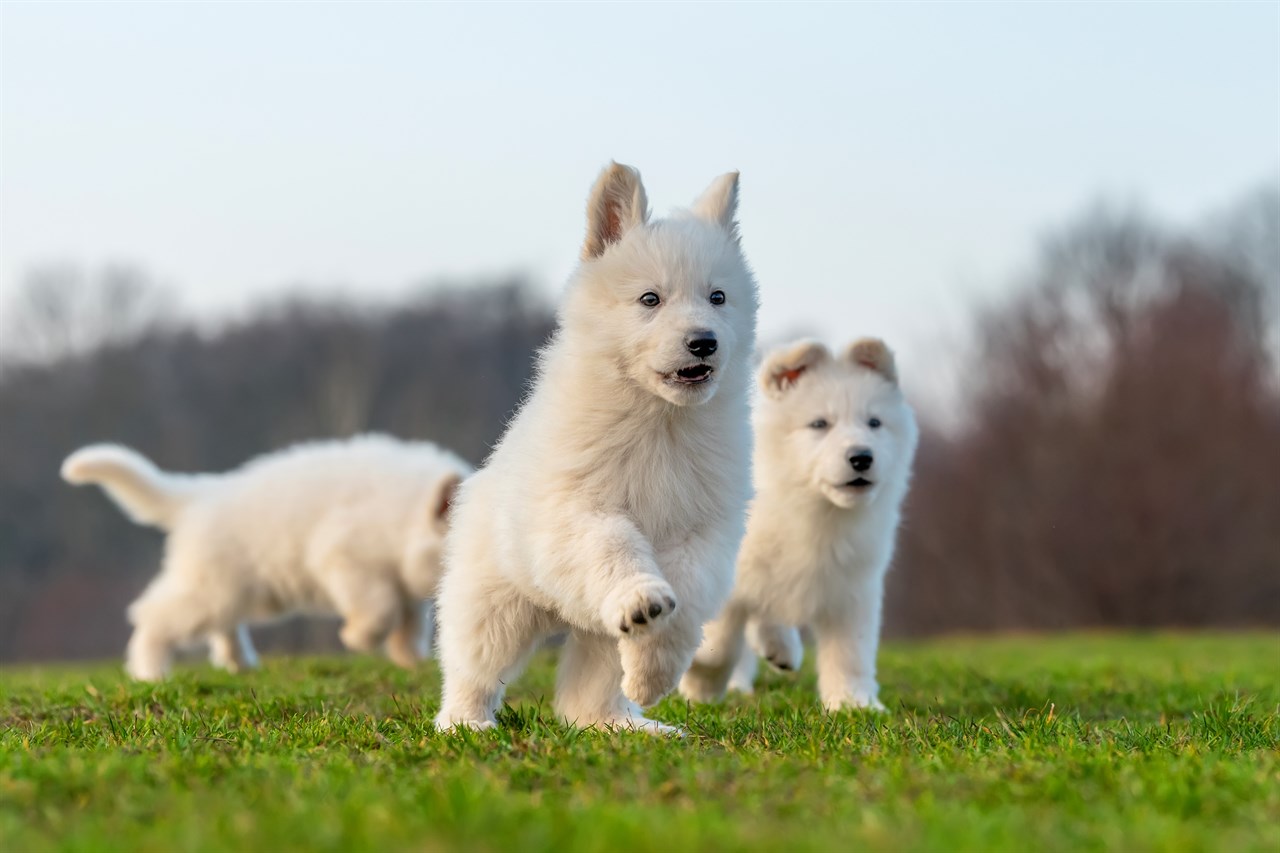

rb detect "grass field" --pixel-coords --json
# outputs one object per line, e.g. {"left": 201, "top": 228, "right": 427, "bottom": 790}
{"left": 2, "top": 633, "right": 1277, "bottom": 852}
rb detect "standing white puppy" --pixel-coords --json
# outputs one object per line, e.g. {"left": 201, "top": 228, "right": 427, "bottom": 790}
{"left": 434, "top": 163, "right": 758, "bottom": 733}
{"left": 680, "top": 338, "right": 918, "bottom": 711}
{"left": 62, "top": 435, "right": 470, "bottom": 680}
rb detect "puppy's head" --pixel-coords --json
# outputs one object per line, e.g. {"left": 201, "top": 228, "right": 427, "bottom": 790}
{"left": 402, "top": 468, "right": 465, "bottom": 598}
{"left": 756, "top": 337, "right": 918, "bottom": 509}
{"left": 564, "top": 162, "right": 758, "bottom": 407}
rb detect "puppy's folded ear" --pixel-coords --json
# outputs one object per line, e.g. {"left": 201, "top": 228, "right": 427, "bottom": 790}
{"left": 582, "top": 162, "right": 649, "bottom": 260}
{"left": 843, "top": 338, "right": 898, "bottom": 384}
{"left": 760, "top": 339, "right": 830, "bottom": 399}
{"left": 430, "top": 472, "right": 464, "bottom": 532}
{"left": 690, "top": 171, "right": 740, "bottom": 234}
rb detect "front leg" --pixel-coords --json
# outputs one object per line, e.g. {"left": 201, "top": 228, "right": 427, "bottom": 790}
{"left": 629, "top": 527, "right": 739, "bottom": 707}
{"left": 530, "top": 511, "right": 677, "bottom": 638}
{"left": 619, "top": 609, "right": 702, "bottom": 706}
{"left": 556, "top": 631, "right": 681, "bottom": 735}
{"left": 814, "top": 576, "right": 887, "bottom": 712}
{"left": 384, "top": 598, "right": 423, "bottom": 669}
{"left": 747, "top": 619, "right": 803, "bottom": 673}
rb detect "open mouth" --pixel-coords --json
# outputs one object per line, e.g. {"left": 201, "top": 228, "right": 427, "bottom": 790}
{"left": 670, "top": 364, "right": 714, "bottom": 385}
{"left": 844, "top": 478, "right": 874, "bottom": 489}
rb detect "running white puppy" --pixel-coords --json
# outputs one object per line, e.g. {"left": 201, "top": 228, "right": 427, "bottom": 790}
{"left": 680, "top": 338, "right": 918, "bottom": 711}
{"left": 61, "top": 434, "right": 471, "bottom": 681}
{"left": 434, "top": 163, "right": 758, "bottom": 734}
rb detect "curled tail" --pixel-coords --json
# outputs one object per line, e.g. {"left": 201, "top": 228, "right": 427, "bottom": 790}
{"left": 61, "top": 444, "right": 205, "bottom": 531}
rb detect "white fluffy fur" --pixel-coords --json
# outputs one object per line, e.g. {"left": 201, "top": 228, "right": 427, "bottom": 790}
{"left": 61, "top": 434, "right": 471, "bottom": 681}
{"left": 680, "top": 338, "right": 918, "bottom": 711}
{"left": 434, "top": 163, "right": 758, "bottom": 734}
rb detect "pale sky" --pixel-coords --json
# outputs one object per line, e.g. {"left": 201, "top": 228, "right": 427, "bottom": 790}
{"left": 2, "top": 1, "right": 1277, "bottom": 408}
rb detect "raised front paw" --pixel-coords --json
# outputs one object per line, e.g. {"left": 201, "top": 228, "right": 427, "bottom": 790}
{"left": 603, "top": 576, "right": 677, "bottom": 638}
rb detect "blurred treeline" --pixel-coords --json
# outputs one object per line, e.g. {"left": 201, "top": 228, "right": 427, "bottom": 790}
{"left": 1, "top": 189, "right": 1277, "bottom": 662}
{"left": 888, "top": 187, "right": 1280, "bottom": 634}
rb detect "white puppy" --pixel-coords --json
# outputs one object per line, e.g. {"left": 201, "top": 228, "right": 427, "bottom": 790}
{"left": 61, "top": 434, "right": 471, "bottom": 681}
{"left": 680, "top": 338, "right": 918, "bottom": 711}
{"left": 434, "top": 163, "right": 758, "bottom": 734}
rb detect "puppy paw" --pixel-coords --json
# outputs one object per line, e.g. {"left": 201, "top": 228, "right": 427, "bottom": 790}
{"left": 764, "top": 648, "right": 801, "bottom": 672}
{"left": 126, "top": 663, "right": 167, "bottom": 683}
{"left": 750, "top": 623, "right": 803, "bottom": 672}
{"left": 434, "top": 712, "right": 497, "bottom": 732}
{"left": 125, "top": 639, "right": 170, "bottom": 682}
{"left": 340, "top": 622, "right": 384, "bottom": 653}
{"left": 603, "top": 576, "right": 677, "bottom": 638}
{"left": 823, "top": 688, "right": 888, "bottom": 713}
{"left": 678, "top": 666, "right": 727, "bottom": 703}
{"left": 607, "top": 715, "right": 684, "bottom": 737}
{"left": 385, "top": 630, "right": 420, "bottom": 670}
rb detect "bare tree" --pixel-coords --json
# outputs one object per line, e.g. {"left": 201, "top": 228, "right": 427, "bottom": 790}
{"left": 1, "top": 265, "right": 176, "bottom": 367}
{"left": 889, "top": 197, "right": 1280, "bottom": 635}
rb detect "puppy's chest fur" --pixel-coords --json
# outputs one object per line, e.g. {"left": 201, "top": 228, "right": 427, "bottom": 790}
{"left": 744, "top": 503, "right": 890, "bottom": 621}
{"left": 621, "top": 422, "right": 730, "bottom": 545}
{"left": 568, "top": 401, "right": 745, "bottom": 549}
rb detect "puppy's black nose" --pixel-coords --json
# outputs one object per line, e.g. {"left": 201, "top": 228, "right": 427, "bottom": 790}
{"left": 686, "top": 331, "right": 717, "bottom": 359}
{"left": 849, "top": 449, "right": 874, "bottom": 472}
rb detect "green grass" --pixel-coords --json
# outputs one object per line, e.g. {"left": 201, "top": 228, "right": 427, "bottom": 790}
{"left": 2, "top": 633, "right": 1277, "bottom": 852}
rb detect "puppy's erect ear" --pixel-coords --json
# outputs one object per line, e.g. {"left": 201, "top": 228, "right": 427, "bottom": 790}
{"left": 582, "top": 162, "right": 649, "bottom": 260}
{"left": 760, "top": 339, "right": 830, "bottom": 399}
{"left": 690, "top": 171, "right": 740, "bottom": 232}
{"left": 843, "top": 338, "right": 898, "bottom": 384}
{"left": 430, "top": 472, "right": 464, "bottom": 532}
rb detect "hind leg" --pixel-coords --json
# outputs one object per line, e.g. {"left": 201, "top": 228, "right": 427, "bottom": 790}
{"left": 434, "top": 575, "right": 548, "bottom": 731}
{"left": 557, "top": 632, "right": 679, "bottom": 735}
{"left": 321, "top": 571, "right": 403, "bottom": 655}
{"left": 384, "top": 598, "right": 423, "bottom": 669}
{"left": 208, "top": 624, "right": 259, "bottom": 673}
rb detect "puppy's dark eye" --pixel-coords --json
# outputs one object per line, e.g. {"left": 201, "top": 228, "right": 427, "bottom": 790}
{"left": 639, "top": 292, "right": 660, "bottom": 307}
{"left": 809, "top": 418, "right": 829, "bottom": 430}
{"left": 868, "top": 417, "right": 882, "bottom": 429}
{"left": 709, "top": 290, "right": 726, "bottom": 305}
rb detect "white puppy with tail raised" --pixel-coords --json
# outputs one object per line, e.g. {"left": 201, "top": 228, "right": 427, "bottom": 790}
{"left": 61, "top": 435, "right": 470, "bottom": 680}
{"left": 680, "top": 338, "right": 918, "bottom": 711}
{"left": 434, "top": 163, "right": 758, "bottom": 734}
